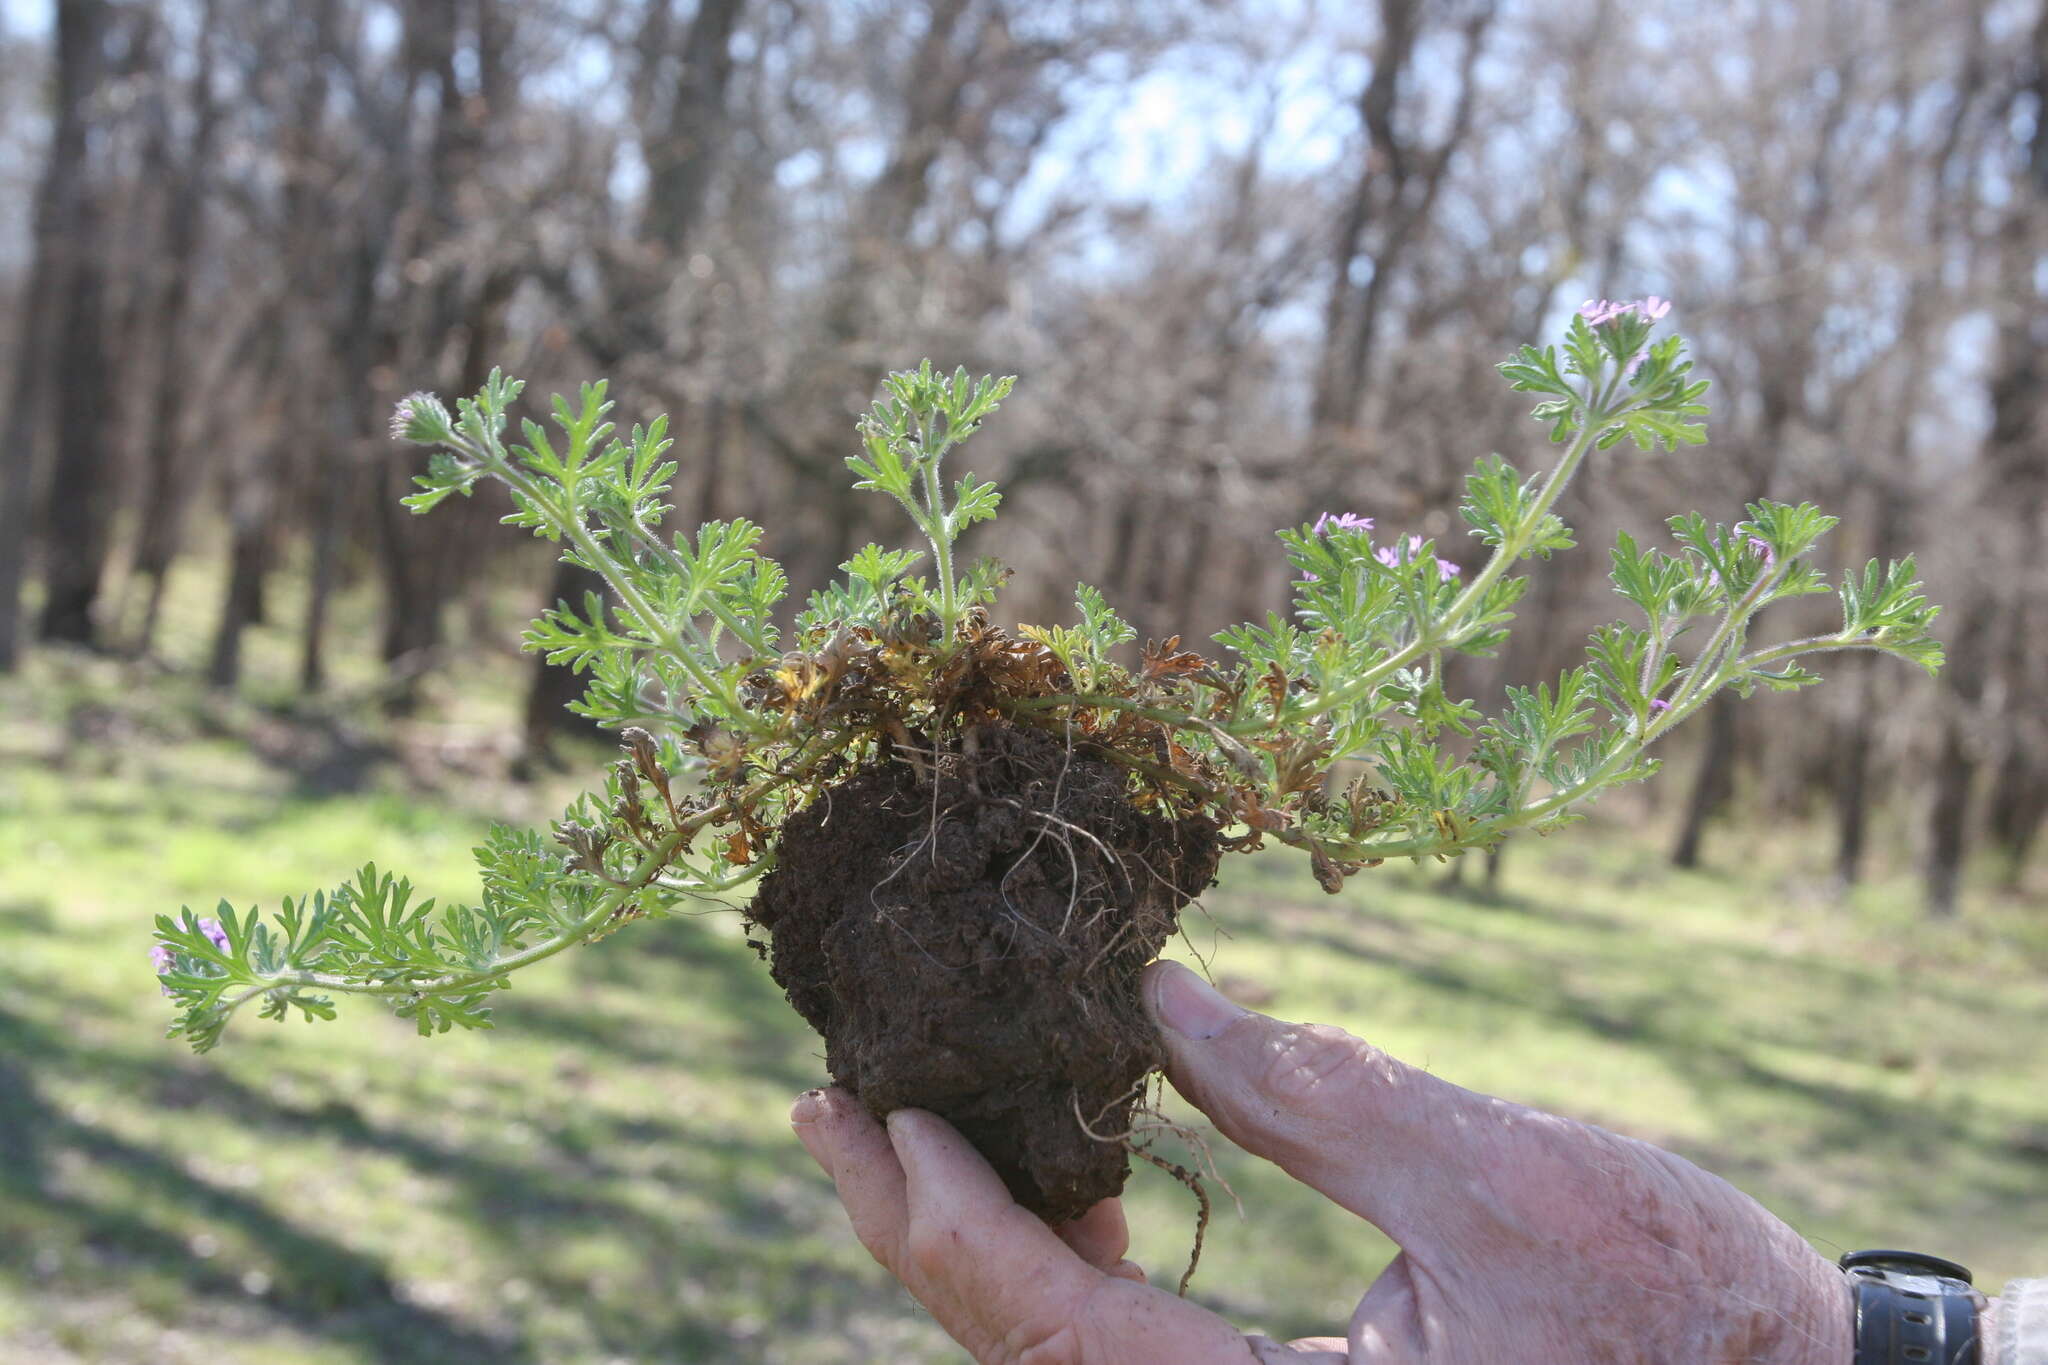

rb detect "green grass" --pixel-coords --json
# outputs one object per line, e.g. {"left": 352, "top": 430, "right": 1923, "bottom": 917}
{"left": 2, "top": 654, "right": 2044, "bottom": 1362}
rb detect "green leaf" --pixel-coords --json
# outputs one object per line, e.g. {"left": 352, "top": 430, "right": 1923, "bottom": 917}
{"left": 952, "top": 475, "right": 1002, "bottom": 529}
{"left": 1075, "top": 583, "right": 1136, "bottom": 650}
{"left": 1608, "top": 530, "right": 1691, "bottom": 618}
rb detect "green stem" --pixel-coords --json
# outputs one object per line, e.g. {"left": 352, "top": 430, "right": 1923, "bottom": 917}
{"left": 925, "top": 459, "right": 958, "bottom": 647}
{"left": 221, "top": 825, "right": 690, "bottom": 1006}
{"left": 1305, "top": 731, "right": 1643, "bottom": 863}
{"left": 1288, "top": 406, "right": 1609, "bottom": 727}
{"left": 486, "top": 448, "right": 750, "bottom": 722}
{"left": 201, "top": 744, "right": 830, "bottom": 1026}
{"left": 1645, "top": 558, "right": 1788, "bottom": 739}
{"left": 919, "top": 419, "right": 962, "bottom": 647}
{"left": 1325, "top": 628, "right": 1871, "bottom": 866}
{"left": 624, "top": 520, "right": 774, "bottom": 659}
{"left": 1736, "top": 633, "right": 1864, "bottom": 670}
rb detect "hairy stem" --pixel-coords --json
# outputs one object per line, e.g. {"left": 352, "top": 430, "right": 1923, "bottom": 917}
{"left": 201, "top": 744, "right": 830, "bottom": 1027}
{"left": 1285, "top": 405, "right": 1608, "bottom": 729}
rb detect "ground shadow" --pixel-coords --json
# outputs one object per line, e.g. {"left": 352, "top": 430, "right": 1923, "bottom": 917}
{"left": 0, "top": 1006, "right": 532, "bottom": 1364}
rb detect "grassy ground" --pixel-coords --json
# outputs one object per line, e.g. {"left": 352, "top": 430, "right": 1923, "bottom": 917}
{"left": 2, "top": 650, "right": 2045, "bottom": 1363}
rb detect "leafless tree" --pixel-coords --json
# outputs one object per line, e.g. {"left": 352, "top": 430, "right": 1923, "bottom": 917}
{"left": 0, "top": 0, "right": 2039, "bottom": 911}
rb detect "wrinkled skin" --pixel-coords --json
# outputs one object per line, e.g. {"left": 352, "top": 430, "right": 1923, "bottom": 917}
{"left": 791, "top": 960, "right": 1872, "bottom": 1365}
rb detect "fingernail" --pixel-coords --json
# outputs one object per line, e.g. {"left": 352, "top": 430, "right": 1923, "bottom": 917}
{"left": 790, "top": 1088, "right": 827, "bottom": 1126}
{"left": 1149, "top": 961, "right": 1246, "bottom": 1040}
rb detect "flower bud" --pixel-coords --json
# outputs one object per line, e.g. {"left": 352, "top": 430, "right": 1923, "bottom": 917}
{"left": 390, "top": 392, "right": 454, "bottom": 444}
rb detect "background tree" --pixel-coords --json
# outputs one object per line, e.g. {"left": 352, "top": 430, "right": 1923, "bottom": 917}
{"left": 0, "top": 0, "right": 2038, "bottom": 914}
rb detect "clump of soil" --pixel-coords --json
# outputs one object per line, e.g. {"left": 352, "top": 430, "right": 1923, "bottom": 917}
{"left": 748, "top": 724, "right": 1219, "bottom": 1223}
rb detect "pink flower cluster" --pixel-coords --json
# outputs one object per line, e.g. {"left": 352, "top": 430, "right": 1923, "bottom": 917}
{"left": 1578, "top": 296, "right": 1672, "bottom": 327}
{"left": 1376, "top": 534, "right": 1461, "bottom": 583}
{"left": 1300, "top": 512, "right": 1372, "bottom": 580}
{"left": 1300, "top": 514, "right": 1459, "bottom": 583}
{"left": 1703, "top": 535, "right": 1777, "bottom": 592}
{"left": 152, "top": 918, "right": 230, "bottom": 996}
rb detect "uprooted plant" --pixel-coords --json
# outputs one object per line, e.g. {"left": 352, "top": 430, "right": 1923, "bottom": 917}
{"left": 152, "top": 301, "right": 1943, "bottom": 1243}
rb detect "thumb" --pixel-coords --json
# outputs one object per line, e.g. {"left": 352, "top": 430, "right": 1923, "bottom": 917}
{"left": 1143, "top": 960, "right": 1525, "bottom": 1245}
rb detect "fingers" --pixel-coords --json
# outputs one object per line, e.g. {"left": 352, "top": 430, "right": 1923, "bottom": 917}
{"left": 1056, "top": 1199, "right": 1148, "bottom": 1283}
{"left": 791, "top": 1088, "right": 911, "bottom": 1272}
{"left": 1346, "top": 1251, "right": 1426, "bottom": 1362}
{"left": 1143, "top": 959, "right": 1508, "bottom": 1242}
{"left": 794, "top": 1091, "right": 1255, "bottom": 1362}
{"left": 888, "top": 1109, "right": 1114, "bottom": 1321}
{"left": 791, "top": 1092, "right": 1107, "bottom": 1327}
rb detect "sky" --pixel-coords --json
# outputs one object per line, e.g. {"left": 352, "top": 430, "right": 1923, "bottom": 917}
{"left": 3, "top": 0, "right": 43, "bottom": 36}
{"left": 0, "top": 0, "right": 2003, "bottom": 432}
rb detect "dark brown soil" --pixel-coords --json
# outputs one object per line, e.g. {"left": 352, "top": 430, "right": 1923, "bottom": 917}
{"left": 747, "top": 724, "right": 1219, "bottom": 1223}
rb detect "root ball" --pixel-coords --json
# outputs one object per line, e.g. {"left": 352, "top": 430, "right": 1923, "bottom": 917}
{"left": 748, "top": 725, "right": 1219, "bottom": 1222}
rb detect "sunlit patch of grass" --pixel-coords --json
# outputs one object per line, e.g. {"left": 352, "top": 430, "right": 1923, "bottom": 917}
{"left": 2, "top": 665, "right": 2043, "bottom": 1361}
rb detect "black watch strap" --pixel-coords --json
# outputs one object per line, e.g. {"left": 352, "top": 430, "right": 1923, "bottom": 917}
{"left": 1842, "top": 1250, "right": 1983, "bottom": 1365}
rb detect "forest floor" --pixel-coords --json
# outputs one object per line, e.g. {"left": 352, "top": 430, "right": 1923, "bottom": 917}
{"left": 2, "top": 649, "right": 2045, "bottom": 1363}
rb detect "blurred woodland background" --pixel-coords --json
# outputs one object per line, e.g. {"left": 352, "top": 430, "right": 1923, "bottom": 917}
{"left": 3, "top": 3, "right": 2047, "bottom": 1362}
{"left": 6, "top": 0, "right": 2048, "bottom": 913}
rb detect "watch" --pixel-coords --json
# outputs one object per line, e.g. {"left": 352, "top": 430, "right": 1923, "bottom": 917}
{"left": 1842, "top": 1249, "right": 1985, "bottom": 1365}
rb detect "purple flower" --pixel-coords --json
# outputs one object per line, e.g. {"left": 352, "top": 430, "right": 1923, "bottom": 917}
{"left": 1578, "top": 295, "right": 1674, "bottom": 329}
{"left": 1746, "top": 535, "right": 1775, "bottom": 567}
{"left": 1374, "top": 534, "right": 1460, "bottom": 582}
{"left": 1312, "top": 512, "right": 1373, "bottom": 537}
{"left": 1649, "top": 698, "right": 1671, "bottom": 713}
{"left": 1578, "top": 298, "right": 1625, "bottom": 326}
{"left": 1301, "top": 512, "right": 1375, "bottom": 581}
{"left": 150, "top": 942, "right": 177, "bottom": 995}
{"left": 152, "top": 920, "right": 230, "bottom": 996}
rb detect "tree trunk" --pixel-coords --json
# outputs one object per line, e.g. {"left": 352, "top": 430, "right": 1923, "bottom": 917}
{"left": 299, "top": 471, "right": 343, "bottom": 695}
{"left": 519, "top": 0, "right": 748, "bottom": 760}
{"left": 643, "top": 0, "right": 744, "bottom": 254}
{"left": 517, "top": 559, "right": 609, "bottom": 767}
{"left": 1927, "top": 6, "right": 2048, "bottom": 913}
{"left": 1924, "top": 605, "right": 1988, "bottom": 917}
{"left": 5, "top": 1, "right": 111, "bottom": 658}
{"left": 1671, "top": 694, "right": 1738, "bottom": 869}
{"left": 0, "top": 252, "right": 56, "bottom": 672}
{"left": 36, "top": 184, "right": 118, "bottom": 647}
{"left": 1986, "top": 742, "right": 2048, "bottom": 891}
{"left": 1310, "top": 0, "right": 1488, "bottom": 433}
{"left": 0, "top": 0, "right": 107, "bottom": 669}
{"left": 207, "top": 515, "right": 269, "bottom": 689}
{"left": 302, "top": 310, "right": 372, "bottom": 697}
{"left": 130, "top": 0, "right": 221, "bottom": 656}
{"left": 1831, "top": 660, "right": 1873, "bottom": 889}
{"left": 1310, "top": 0, "right": 1422, "bottom": 431}
{"left": 1925, "top": 713, "right": 1973, "bottom": 918}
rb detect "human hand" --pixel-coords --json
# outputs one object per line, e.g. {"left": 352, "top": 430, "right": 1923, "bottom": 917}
{"left": 790, "top": 959, "right": 1852, "bottom": 1363}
